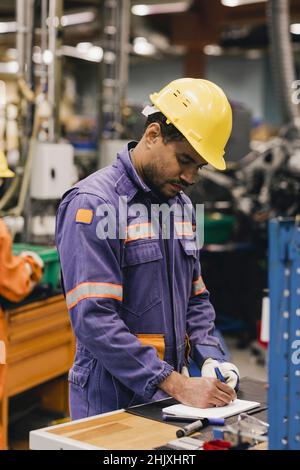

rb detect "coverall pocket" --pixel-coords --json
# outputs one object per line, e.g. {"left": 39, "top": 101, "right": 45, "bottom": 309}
{"left": 68, "top": 365, "right": 91, "bottom": 419}
{"left": 122, "top": 241, "right": 162, "bottom": 317}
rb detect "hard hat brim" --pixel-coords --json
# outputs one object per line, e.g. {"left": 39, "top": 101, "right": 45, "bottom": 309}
{"left": 183, "top": 136, "right": 227, "bottom": 171}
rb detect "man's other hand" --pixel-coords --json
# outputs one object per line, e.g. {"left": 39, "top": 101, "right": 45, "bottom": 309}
{"left": 201, "top": 358, "right": 240, "bottom": 391}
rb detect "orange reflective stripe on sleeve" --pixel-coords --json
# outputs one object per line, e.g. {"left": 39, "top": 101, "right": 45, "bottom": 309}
{"left": 66, "top": 282, "right": 123, "bottom": 309}
{"left": 192, "top": 276, "right": 206, "bottom": 296}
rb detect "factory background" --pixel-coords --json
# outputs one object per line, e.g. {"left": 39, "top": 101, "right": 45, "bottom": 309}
{"left": 0, "top": 0, "right": 299, "bottom": 451}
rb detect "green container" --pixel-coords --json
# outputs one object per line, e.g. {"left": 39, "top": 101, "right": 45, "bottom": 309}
{"left": 12, "top": 243, "right": 60, "bottom": 289}
{"left": 204, "top": 213, "right": 235, "bottom": 244}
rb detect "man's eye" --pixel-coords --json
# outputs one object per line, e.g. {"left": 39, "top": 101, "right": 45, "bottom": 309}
{"left": 178, "top": 156, "right": 190, "bottom": 164}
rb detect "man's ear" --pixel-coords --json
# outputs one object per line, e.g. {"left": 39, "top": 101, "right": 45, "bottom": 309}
{"left": 145, "top": 122, "right": 162, "bottom": 147}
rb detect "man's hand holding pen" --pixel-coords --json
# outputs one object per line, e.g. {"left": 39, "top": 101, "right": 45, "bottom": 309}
{"left": 159, "top": 372, "right": 236, "bottom": 409}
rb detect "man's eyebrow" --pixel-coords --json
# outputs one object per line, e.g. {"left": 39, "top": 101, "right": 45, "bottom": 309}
{"left": 176, "top": 153, "right": 207, "bottom": 167}
{"left": 176, "top": 152, "right": 194, "bottom": 162}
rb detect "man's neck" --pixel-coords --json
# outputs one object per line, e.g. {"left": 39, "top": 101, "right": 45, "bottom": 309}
{"left": 130, "top": 146, "right": 146, "bottom": 183}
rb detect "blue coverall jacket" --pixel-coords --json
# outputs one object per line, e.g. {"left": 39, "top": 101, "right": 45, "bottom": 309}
{"left": 56, "top": 141, "right": 226, "bottom": 419}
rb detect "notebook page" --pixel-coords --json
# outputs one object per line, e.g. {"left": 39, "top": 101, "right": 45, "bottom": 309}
{"left": 162, "top": 399, "right": 260, "bottom": 419}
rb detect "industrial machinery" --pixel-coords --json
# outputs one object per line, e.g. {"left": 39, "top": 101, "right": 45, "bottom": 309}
{"left": 0, "top": 0, "right": 78, "bottom": 243}
{"left": 186, "top": 0, "right": 300, "bottom": 344}
{"left": 0, "top": 0, "right": 132, "bottom": 241}
{"left": 189, "top": 136, "right": 300, "bottom": 243}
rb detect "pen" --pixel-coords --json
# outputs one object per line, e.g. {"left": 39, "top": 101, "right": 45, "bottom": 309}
{"left": 163, "top": 414, "right": 199, "bottom": 423}
{"left": 163, "top": 415, "right": 225, "bottom": 426}
{"left": 207, "top": 418, "right": 225, "bottom": 426}
{"left": 176, "top": 418, "right": 209, "bottom": 438}
{"left": 215, "top": 366, "right": 226, "bottom": 383}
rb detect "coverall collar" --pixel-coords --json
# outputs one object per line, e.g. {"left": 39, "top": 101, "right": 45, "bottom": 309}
{"left": 115, "top": 141, "right": 151, "bottom": 201}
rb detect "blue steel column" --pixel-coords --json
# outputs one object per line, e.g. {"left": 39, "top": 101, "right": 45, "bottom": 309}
{"left": 287, "top": 221, "right": 300, "bottom": 449}
{"left": 268, "top": 219, "right": 289, "bottom": 449}
{"left": 268, "top": 218, "right": 300, "bottom": 449}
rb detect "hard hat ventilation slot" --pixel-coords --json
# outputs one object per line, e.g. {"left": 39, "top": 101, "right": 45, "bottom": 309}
{"left": 176, "top": 90, "right": 181, "bottom": 94}
{"left": 182, "top": 102, "right": 188, "bottom": 107}
{"left": 173, "top": 93, "right": 178, "bottom": 97}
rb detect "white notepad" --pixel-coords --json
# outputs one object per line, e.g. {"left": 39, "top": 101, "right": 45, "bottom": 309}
{"left": 162, "top": 399, "right": 260, "bottom": 419}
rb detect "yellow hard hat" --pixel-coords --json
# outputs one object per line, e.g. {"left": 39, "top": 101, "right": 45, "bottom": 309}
{"left": 150, "top": 78, "right": 232, "bottom": 170}
{"left": 0, "top": 150, "right": 15, "bottom": 177}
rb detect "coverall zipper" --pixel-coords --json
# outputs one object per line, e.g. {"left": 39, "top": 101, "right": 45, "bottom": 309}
{"left": 162, "top": 215, "right": 179, "bottom": 370}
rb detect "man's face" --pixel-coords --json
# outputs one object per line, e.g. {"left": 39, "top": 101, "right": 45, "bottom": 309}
{"left": 142, "top": 124, "right": 207, "bottom": 200}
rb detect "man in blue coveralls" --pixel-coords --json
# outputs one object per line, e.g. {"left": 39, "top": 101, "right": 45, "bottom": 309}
{"left": 56, "top": 78, "right": 240, "bottom": 420}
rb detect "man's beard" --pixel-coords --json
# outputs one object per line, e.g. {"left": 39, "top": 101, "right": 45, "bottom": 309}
{"left": 142, "top": 163, "right": 170, "bottom": 202}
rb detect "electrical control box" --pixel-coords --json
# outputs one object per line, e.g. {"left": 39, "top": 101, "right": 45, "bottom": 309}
{"left": 30, "top": 142, "right": 76, "bottom": 199}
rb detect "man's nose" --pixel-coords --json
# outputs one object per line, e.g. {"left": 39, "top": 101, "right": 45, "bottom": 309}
{"left": 180, "top": 166, "right": 198, "bottom": 186}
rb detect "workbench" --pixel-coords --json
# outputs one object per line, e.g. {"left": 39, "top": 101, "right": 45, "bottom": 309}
{"left": 0, "top": 294, "right": 75, "bottom": 449}
{"left": 30, "top": 377, "right": 267, "bottom": 450}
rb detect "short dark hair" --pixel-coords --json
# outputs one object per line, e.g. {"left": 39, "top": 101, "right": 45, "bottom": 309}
{"left": 144, "top": 112, "right": 185, "bottom": 143}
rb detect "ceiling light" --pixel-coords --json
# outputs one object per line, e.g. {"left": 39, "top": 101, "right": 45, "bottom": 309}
{"left": 0, "top": 81, "right": 6, "bottom": 107}
{"left": 0, "top": 21, "right": 17, "bottom": 33}
{"left": 61, "top": 45, "right": 103, "bottom": 63}
{"left": 133, "top": 37, "right": 156, "bottom": 56}
{"left": 76, "top": 43, "right": 103, "bottom": 62}
{"left": 104, "top": 26, "right": 117, "bottom": 35}
{"left": 131, "top": 1, "right": 191, "bottom": 16}
{"left": 86, "top": 46, "right": 103, "bottom": 62}
{"left": 42, "top": 49, "right": 53, "bottom": 64}
{"left": 203, "top": 44, "right": 222, "bottom": 56}
{"left": 33, "top": 46, "right": 42, "bottom": 64}
{"left": 0, "top": 62, "right": 19, "bottom": 74}
{"left": 132, "top": 4, "right": 149, "bottom": 16}
{"left": 103, "top": 51, "right": 116, "bottom": 64}
{"left": 221, "top": 0, "right": 266, "bottom": 6}
{"left": 291, "top": 23, "right": 300, "bottom": 35}
{"left": 46, "top": 16, "right": 60, "bottom": 27}
{"left": 8, "top": 62, "right": 19, "bottom": 73}
{"left": 60, "top": 11, "right": 95, "bottom": 27}
{"left": 76, "top": 42, "right": 93, "bottom": 53}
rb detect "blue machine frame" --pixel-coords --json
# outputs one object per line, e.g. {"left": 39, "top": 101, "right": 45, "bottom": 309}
{"left": 268, "top": 218, "right": 300, "bottom": 450}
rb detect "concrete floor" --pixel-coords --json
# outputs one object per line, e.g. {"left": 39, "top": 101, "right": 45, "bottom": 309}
{"left": 226, "top": 337, "right": 267, "bottom": 383}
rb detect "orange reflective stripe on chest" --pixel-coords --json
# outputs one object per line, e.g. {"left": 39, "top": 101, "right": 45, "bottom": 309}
{"left": 125, "top": 222, "right": 155, "bottom": 243}
{"left": 175, "top": 221, "right": 194, "bottom": 237}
